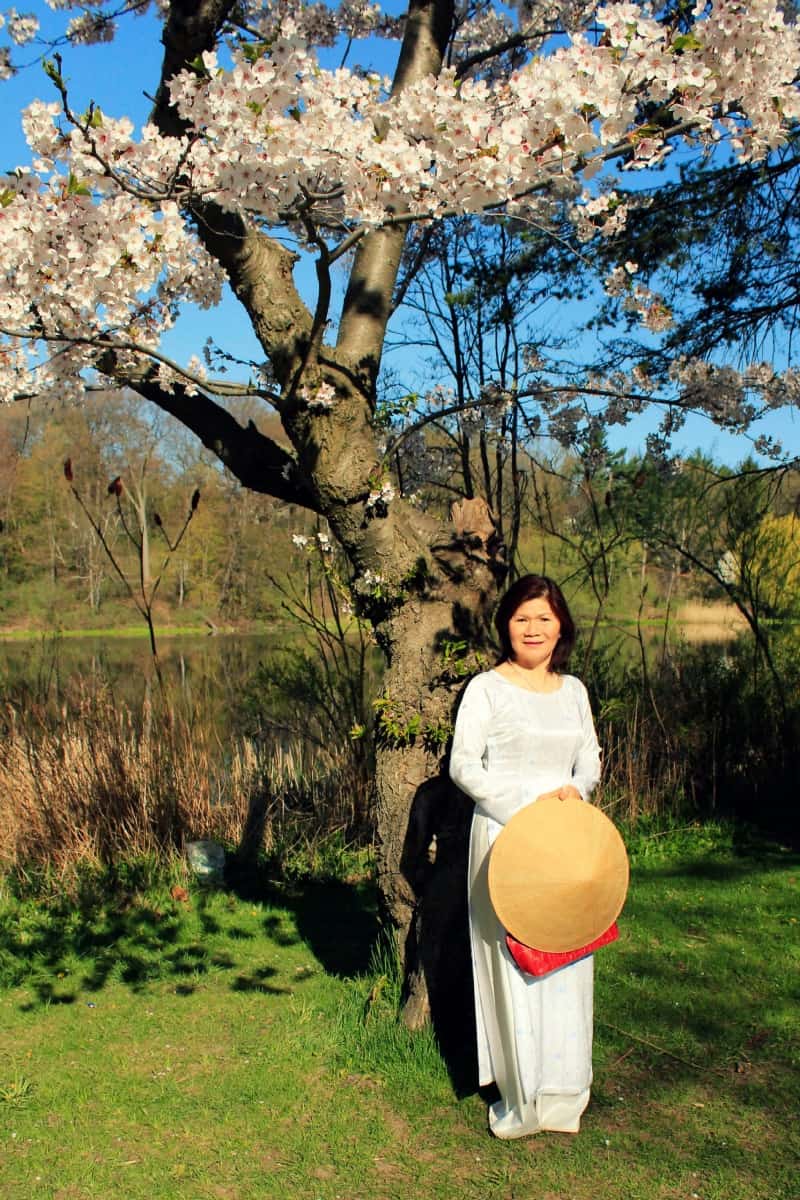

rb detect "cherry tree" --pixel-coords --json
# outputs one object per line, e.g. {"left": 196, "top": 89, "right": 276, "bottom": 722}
{"left": 2, "top": 0, "right": 799, "bottom": 1024}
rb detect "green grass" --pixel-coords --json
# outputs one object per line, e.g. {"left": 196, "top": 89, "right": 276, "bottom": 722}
{"left": 1, "top": 830, "right": 798, "bottom": 1200}
{"left": 0, "top": 625, "right": 228, "bottom": 641}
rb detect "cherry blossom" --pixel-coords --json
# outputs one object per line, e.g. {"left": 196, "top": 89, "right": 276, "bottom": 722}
{"left": 304, "top": 382, "right": 338, "bottom": 410}
{"left": 0, "top": 0, "right": 798, "bottom": 424}
{"left": 365, "top": 481, "right": 396, "bottom": 513}
{"left": 6, "top": 9, "right": 38, "bottom": 43}
{"left": 66, "top": 12, "right": 116, "bottom": 44}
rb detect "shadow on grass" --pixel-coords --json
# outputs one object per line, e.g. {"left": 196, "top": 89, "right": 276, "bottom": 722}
{"left": 224, "top": 860, "right": 381, "bottom": 979}
{"left": 2, "top": 861, "right": 381, "bottom": 1012}
{"left": 633, "top": 845, "right": 800, "bottom": 882}
{"left": 594, "top": 843, "right": 800, "bottom": 1114}
{"left": 5, "top": 837, "right": 796, "bottom": 1126}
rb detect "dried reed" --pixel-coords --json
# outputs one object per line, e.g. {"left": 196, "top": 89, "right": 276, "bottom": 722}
{"left": 595, "top": 697, "right": 692, "bottom": 823}
{"left": 0, "top": 692, "right": 365, "bottom": 885}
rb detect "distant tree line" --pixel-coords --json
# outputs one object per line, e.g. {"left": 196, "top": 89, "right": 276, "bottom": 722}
{"left": 0, "top": 390, "right": 313, "bottom": 628}
{"left": 1, "top": 388, "right": 797, "bottom": 638}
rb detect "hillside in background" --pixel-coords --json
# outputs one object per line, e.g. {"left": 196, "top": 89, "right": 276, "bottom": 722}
{"left": 0, "top": 391, "right": 797, "bottom": 635}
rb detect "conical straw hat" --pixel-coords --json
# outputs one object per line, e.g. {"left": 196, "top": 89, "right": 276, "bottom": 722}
{"left": 487, "top": 795, "right": 629, "bottom": 953}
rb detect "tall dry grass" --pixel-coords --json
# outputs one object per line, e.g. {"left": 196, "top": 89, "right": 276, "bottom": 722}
{"left": 0, "top": 691, "right": 364, "bottom": 887}
{"left": 594, "top": 694, "right": 692, "bottom": 823}
{"left": 586, "top": 622, "right": 800, "bottom": 838}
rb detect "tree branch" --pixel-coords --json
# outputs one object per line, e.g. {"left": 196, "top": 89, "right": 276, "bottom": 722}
{"left": 335, "top": 0, "right": 455, "bottom": 394}
{"left": 148, "top": 0, "right": 316, "bottom": 391}
{"left": 0, "top": 325, "right": 270, "bottom": 400}
{"left": 125, "top": 371, "right": 321, "bottom": 511}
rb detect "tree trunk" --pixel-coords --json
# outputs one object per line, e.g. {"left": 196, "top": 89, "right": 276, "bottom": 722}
{"left": 371, "top": 524, "right": 503, "bottom": 1045}
{"left": 121, "top": 0, "right": 484, "bottom": 1047}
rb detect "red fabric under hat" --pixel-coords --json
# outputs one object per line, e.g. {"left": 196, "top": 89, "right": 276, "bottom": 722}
{"left": 505, "top": 921, "right": 619, "bottom": 978}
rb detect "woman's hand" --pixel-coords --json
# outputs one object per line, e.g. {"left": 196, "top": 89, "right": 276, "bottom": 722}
{"left": 535, "top": 785, "right": 583, "bottom": 803}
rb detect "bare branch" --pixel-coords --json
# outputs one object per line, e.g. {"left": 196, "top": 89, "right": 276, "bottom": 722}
{"left": 115, "top": 367, "right": 322, "bottom": 511}
{"left": 0, "top": 325, "right": 273, "bottom": 400}
{"left": 336, "top": 0, "right": 455, "bottom": 393}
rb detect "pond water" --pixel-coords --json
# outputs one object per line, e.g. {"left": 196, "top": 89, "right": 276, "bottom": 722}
{"left": 0, "top": 618, "right": 738, "bottom": 734}
{"left": 0, "top": 632, "right": 285, "bottom": 740}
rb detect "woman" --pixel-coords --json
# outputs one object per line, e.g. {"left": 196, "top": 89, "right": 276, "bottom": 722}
{"left": 449, "top": 574, "right": 601, "bottom": 1139}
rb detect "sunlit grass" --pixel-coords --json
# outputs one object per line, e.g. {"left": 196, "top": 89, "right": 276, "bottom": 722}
{"left": 1, "top": 827, "right": 798, "bottom": 1199}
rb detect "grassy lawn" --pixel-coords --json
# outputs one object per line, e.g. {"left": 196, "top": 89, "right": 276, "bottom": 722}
{"left": 1, "top": 829, "right": 798, "bottom": 1200}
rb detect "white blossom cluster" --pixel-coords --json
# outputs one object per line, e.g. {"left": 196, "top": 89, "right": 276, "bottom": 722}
{"left": 512, "top": 0, "right": 595, "bottom": 25}
{"left": 572, "top": 192, "right": 629, "bottom": 243}
{"left": 546, "top": 402, "right": 586, "bottom": 446}
{"left": 603, "top": 259, "right": 638, "bottom": 295}
{"left": 291, "top": 528, "right": 335, "bottom": 551}
{"left": 354, "top": 568, "right": 384, "bottom": 593}
{"left": 427, "top": 384, "right": 456, "bottom": 409}
{"left": 66, "top": 12, "right": 116, "bottom": 45}
{"left": 0, "top": 163, "right": 226, "bottom": 401}
{"left": 458, "top": 403, "right": 485, "bottom": 429}
{"left": 365, "top": 480, "right": 396, "bottom": 512}
{"left": 5, "top": 8, "right": 38, "bottom": 43}
{"left": 0, "top": 1, "right": 127, "bottom": 71}
{"left": 71, "top": 2, "right": 797, "bottom": 232}
{"left": 451, "top": 6, "right": 515, "bottom": 75}
{"left": 0, "top": 0, "right": 394, "bottom": 76}
{"left": 628, "top": 286, "right": 674, "bottom": 333}
{"left": 751, "top": 434, "right": 783, "bottom": 458}
{"left": 1, "top": 1, "right": 800, "bottom": 405}
{"left": 650, "top": 359, "right": 800, "bottom": 457}
{"left": 523, "top": 356, "right": 796, "bottom": 459}
{"left": 244, "top": 0, "right": 396, "bottom": 49}
{"left": 603, "top": 259, "right": 674, "bottom": 331}
{"left": 303, "top": 382, "right": 338, "bottom": 410}
{"left": 671, "top": 360, "right": 757, "bottom": 432}
{"left": 532, "top": 363, "right": 660, "bottom": 444}
{"left": 479, "top": 383, "right": 515, "bottom": 418}
{"left": 523, "top": 345, "right": 544, "bottom": 371}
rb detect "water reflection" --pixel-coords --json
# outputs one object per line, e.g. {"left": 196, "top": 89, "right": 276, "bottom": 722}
{"left": 0, "top": 622, "right": 734, "bottom": 739}
{"left": 0, "top": 633, "right": 288, "bottom": 740}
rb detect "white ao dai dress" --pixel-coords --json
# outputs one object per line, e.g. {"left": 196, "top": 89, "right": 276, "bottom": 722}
{"left": 449, "top": 670, "right": 602, "bottom": 1138}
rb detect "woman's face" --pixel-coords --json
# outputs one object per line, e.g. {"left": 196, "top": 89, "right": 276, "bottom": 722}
{"left": 508, "top": 596, "right": 561, "bottom": 668}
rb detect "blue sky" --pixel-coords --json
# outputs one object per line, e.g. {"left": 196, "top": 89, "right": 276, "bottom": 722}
{"left": 2, "top": 1, "right": 798, "bottom": 468}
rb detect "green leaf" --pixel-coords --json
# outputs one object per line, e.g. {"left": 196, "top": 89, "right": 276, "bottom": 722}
{"left": 42, "top": 58, "right": 64, "bottom": 87}
{"left": 0, "top": 188, "right": 16, "bottom": 208}
{"left": 242, "top": 40, "right": 273, "bottom": 63}
{"left": 66, "top": 173, "right": 91, "bottom": 197}
{"left": 672, "top": 33, "right": 703, "bottom": 53}
{"left": 188, "top": 54, "right": 210, "bottom": 77}
{"left": 444, "top": 289, "right": 474, "bottom": 309}
{"left": 78, "top": 106, "right": 103, "bottom": 129}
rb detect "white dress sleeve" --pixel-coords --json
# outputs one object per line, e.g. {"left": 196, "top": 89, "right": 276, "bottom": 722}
{"left": 569, "top": 677, "right": 602, "bottom": 800}
{"left": 449, "top": 675, "right": 528, "bottom": 825}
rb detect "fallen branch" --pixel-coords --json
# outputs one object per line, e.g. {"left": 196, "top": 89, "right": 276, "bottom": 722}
{"left": 598, "top": 1021, "right": 729, "bottom": 1077}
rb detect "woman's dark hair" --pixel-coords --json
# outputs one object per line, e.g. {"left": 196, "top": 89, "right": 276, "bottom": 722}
{"left": 494, "top": 574, "right": 576, "bottom": 670}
